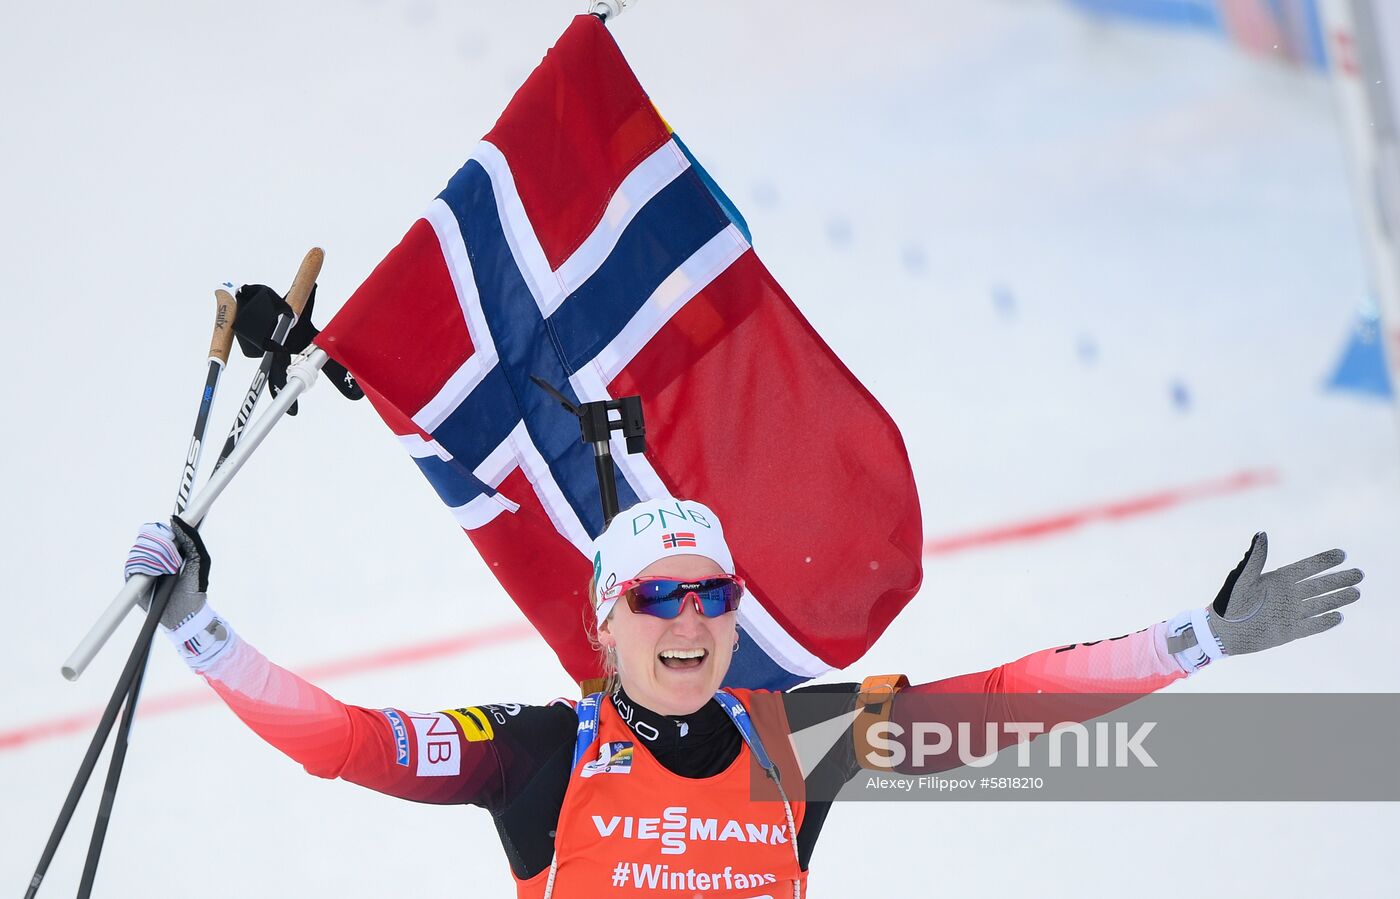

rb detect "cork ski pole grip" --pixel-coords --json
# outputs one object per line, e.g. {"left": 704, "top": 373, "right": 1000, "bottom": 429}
{"left": 209, "top": 288, "right": 238, "bottom": 365}
{"left": 284, "top": 247, "right": 324, "bottom": 320}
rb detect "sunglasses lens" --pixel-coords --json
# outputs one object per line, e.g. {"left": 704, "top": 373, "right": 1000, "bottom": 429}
{"left": 623, "top": 578, "right": 744, "bottom": 619}
{"left": 694, "top": 580, "right": 744, "bottom": 616}
{"left": 627, "top": 581, "right": 685, "bottom": 619}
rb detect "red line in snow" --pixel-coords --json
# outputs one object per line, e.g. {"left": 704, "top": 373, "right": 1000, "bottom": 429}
{"left": 2, "top": 469, "right": 1276, "bottom": 753}
{"left": 922, "top": 468, "right": 1278, "bottom": 556}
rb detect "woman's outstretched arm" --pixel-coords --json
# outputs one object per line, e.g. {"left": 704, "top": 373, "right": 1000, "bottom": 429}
{"left": 882, "top": 533, "right": 1363, "bottom": 769}
{"left": 125, "top": 520, "right": 573, "bottom": 808}
{"left": 193, "top": 628, "right": 508, "bottom": 804}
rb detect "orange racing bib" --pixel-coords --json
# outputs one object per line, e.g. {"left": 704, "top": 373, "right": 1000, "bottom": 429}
{"left": 516, "top": 690, "right": 807, "bottom": 898}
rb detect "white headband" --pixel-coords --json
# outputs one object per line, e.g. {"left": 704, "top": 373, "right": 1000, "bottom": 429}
{"left": 591, "top": 496, "right": 734, "bottom": 623}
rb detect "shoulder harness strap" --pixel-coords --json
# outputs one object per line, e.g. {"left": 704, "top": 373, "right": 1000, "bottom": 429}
{"left": 570, "top": 692, "right": 604, "bottom": 770}
{"left": 712, "top": 690, "right": 777, "bottom": 775}
{"left": 714, "top": 689, "right": 803, "bottom": 896}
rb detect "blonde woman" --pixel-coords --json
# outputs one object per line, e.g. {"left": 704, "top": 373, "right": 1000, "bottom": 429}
{"left": 126, "top": 496, "right": 1361, "bottom": 896}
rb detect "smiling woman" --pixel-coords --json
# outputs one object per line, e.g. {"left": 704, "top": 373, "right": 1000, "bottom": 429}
{"left": 591, "top": 499, "right": 743, "bottom": 715}
{"left": 122, "top": 495, "right": 1362, "bottom": 898}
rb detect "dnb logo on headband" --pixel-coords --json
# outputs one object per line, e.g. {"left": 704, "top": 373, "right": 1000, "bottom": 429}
{"left": 629, "top": 503, "right": 712, "bottom": 535}
{"left": 661, "top": 532, "right": 696, "bottom": 549}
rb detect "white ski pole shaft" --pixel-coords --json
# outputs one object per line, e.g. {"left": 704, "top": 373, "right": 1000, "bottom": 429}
{"left": 61, "top": 347, "right": 329, "bottom": 681}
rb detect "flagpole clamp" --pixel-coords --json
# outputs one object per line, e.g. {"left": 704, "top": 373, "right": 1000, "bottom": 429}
{"left": 287, "top": 350, "right": 323, "bottom": 392}
{"left": 529, "top": 376, "right": 645, "bottom": 528}
{"left": 589, "top": 0, "right": 636, "bottom": 22}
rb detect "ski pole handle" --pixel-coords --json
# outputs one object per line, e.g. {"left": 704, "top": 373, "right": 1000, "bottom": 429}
{"left": 61, "top": 347, "right": 331, "bottom": 681}
{"left": 209, "top": 288, "right": 238, "bottom": 364}
{"left": 284, "top": 246, "right": 322, "bottom": 319}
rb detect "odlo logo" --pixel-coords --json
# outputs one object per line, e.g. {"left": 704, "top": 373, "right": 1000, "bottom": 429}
{"left": 591, "top": 807, "right": 789, "bottom": 856}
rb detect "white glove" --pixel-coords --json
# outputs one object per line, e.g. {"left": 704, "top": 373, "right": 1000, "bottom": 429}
{"left": 124, "top": 518, "right": 232, "bottom": 669}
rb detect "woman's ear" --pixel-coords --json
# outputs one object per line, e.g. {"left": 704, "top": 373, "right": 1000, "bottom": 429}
{"left": 596, "top": 616, "right": 616, "bottom": 649}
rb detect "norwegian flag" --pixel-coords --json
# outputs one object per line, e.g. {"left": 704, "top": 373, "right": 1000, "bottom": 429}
{"left": 661, "top": 532, "right": 697, "bottom": 550}
{"left": 316, "top": 15, "right": 922, "bottom": 690}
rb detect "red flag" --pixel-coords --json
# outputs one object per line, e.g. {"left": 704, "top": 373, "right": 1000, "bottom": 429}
{"left": 317, "top": 15, "right": 922, "bottom": 689}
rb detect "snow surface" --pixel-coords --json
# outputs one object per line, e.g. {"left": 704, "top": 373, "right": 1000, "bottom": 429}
{"left": 3, "top": 1, "right": 1398, "bottom": 896}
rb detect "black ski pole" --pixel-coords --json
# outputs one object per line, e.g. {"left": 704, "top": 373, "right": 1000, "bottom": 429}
{"left": 213, "top": 248, "right": 322, "bottom": 472}
{"left": 25, "top": 286, "right": 237, "bottom": 898}
{"left": 73, "top": 583, "right": 170, "bottom": 899}
{"left": 24, "top": 578, "right": 175, "bottom": 899}
{"left": 174, "top": 287, "right": 239, "bottom": 518}
{"left": 74, "top": 287, "right": 240, "bottom": 897}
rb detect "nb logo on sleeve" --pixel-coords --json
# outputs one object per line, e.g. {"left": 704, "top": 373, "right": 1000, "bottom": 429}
{"left": 405, "top": 711, "right": 461, "bottom": 777}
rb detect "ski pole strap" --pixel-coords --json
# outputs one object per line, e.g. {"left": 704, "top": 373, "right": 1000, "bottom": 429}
{"left": 854, "top": 673, "right": 909, "bottom": 771}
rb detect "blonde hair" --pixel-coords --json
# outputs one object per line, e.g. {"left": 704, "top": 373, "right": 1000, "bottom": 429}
{"left": 586, "top": 575, "right": 620, "bottom": 696}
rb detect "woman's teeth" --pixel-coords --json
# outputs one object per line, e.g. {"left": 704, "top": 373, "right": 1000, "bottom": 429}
{"left": 659, "top": 649, "right": 707, "bottom": 670}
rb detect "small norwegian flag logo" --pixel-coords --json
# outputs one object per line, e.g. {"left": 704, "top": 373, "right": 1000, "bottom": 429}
{"left": 662, "top": 532, "right": 697, "bottom": 549}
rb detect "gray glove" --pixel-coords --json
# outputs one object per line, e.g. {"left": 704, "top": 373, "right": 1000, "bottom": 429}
{"left": 127, "top": 517, "right": 211, "bottom": 630}
{"left": 1168, "top": 532, "right": 1362, "bottom": 666}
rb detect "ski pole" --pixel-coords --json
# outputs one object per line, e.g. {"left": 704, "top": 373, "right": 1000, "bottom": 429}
{"left": 74, "top": 286, "right": 240, "bottom": 897}
{"left": 61, "top": 250, "right": 324, "bottom": 682}
{"left": 176, "top": 286, "right": 238, "bottom": 515}
{"left": 24, "top": 287, "right": 235, "bottom": 896}
{"left": 75, "top": 635, "right": 154, "bottom": 898}
{"left": 23, "top": 578, "right": 177, "bottom": 899}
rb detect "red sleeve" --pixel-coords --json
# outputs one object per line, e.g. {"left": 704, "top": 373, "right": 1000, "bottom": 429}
{"left": 890, "top": 621, "right": 1188, "bottom": 771}
{"left": 198, "top": 633, "right": 503, "bottom": 806}
{"left": 910, "top": 620, "right": 1187, "bottom": 696}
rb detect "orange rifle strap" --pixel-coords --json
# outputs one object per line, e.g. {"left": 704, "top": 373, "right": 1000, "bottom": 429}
{"left": 854, "top": 673, "right": 910, "bottom": 771}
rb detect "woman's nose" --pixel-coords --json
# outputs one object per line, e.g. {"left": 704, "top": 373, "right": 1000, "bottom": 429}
{"left": 670, "top": 593, "right": 705, "bottom": 630}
